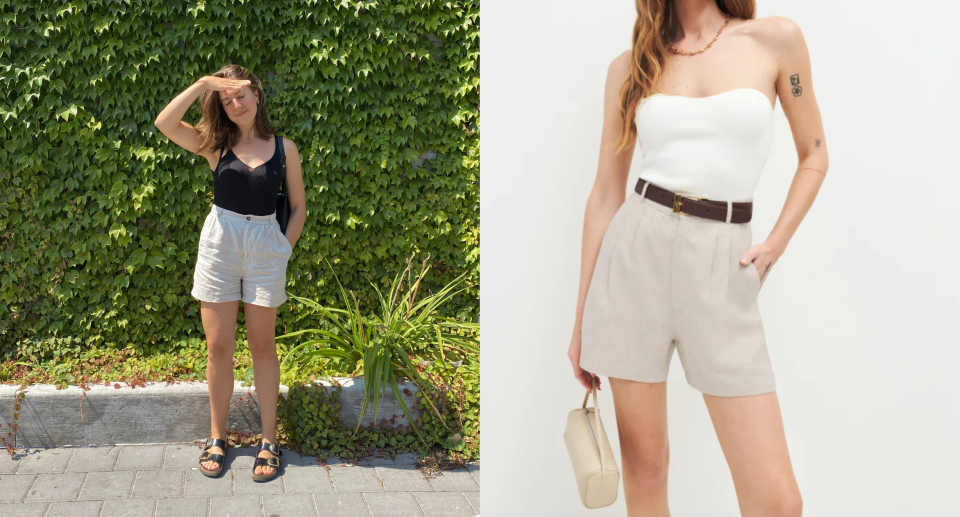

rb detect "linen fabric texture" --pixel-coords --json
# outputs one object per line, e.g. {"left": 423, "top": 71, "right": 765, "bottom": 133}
{"left": 191, "top": 204, "right": 292, "bottom": 308}
{"left": 579, "top": 190, "right": 776, "bottom": 397}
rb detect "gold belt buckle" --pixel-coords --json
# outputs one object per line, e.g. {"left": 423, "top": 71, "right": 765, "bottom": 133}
{"left": 672, "top": 193, "right": 704, "bottom": 214}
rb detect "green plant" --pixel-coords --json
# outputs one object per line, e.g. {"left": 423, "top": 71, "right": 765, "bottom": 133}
{"left": 1, "top": 381, "right": 27, "bottom": 454}
{"left": 0, "top": 361, "right": 33, "bottom": 382}
{"left": 418, "top": 357, "right": 480, "bottom": 454}
{"left": 275, "top": 359, "right": 479, "bottom": 462}
{"left": 276, "top": 254, "right": 479, "bottom": 444}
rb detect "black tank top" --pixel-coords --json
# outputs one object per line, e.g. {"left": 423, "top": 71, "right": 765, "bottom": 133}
{"left": 211, "top": 135, "right": 283, "bottom": 216}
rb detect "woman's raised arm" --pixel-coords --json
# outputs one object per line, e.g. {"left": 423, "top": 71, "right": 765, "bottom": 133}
{"left": 153, "top": 76, "right": 248, "bottom": 156}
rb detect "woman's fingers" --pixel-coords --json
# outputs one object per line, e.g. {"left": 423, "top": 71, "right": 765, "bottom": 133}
{"left": 588, "top": 372, "right": 601, "bottom": 391}
{"left": 582, "top": 370, "right": 600, "bottom": 391}
{"left": 212, "top": 79, "right": 250, "bottom": 91}
{"left": 574, "top": 366, "right": 601, "bottom": 391}
{"left": 570, "top": 346, "right": 600, "bottom": 391}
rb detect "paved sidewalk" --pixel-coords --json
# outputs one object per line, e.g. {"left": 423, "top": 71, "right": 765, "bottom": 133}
{"left": 0, "top": 444, "right": 479, "bottom": 517}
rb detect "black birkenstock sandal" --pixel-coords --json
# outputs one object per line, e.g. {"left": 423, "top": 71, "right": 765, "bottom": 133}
{"left": 198, "top": 437, "right": 227, "bottom": 478}
{"left": 251, "top": 440, "right": 282, "bottom": 482}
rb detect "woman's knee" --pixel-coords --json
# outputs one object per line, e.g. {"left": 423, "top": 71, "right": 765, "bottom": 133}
{"left": 620, "top": 436, "right": 669, "bottom": 481}
{"left": 206, "top": 340, "right": 235, "bottom": 361}
{"left": 747, "top": 486, "right": 802, "bottom": 517}
{"left": 609, "top": 378, "right": 670, "bottom": 482}
{"left": 247, "top": 338, "right": 278, "bottom": 361}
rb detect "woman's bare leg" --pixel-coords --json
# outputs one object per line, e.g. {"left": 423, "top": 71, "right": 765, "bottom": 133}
{"left": 244, "top": 302, "right": 281, "bottom": 476}
{"left": 609, "top": 377, "right": 671, "bottom": 517}
{"left": 199, "top": 299, "right": 240, "bottom": 470}
{"left": 703, "top": 391, "right": 802, "bottom": 517}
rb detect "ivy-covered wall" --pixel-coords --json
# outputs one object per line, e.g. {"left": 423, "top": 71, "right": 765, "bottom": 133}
{"left": 0, "top": 0, "right": 480, "bottom": 356}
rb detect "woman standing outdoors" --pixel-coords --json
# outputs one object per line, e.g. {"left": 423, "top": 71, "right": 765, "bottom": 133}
{"left": 153, "top": 65, "right": 306, "bottom": 482}
{"left": 569, "top": 0, "right": 827, "bottom": 515}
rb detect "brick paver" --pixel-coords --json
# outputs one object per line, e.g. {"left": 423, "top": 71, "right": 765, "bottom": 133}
{"left": 0, "top": 445, "right": 479, "bottom": 517}
{"left": 43, "top": 500, "right": 102, "bottom": 517}
{"left": 67, "top": 446, "right": 120, "bottom": 473}
{"left": 115, "top": 446, "right": 165, "bottom": 471}
{"left": 1, "top": 501, "right": 48, "bottom": 517}
{"left": 100, "top": 498, "right": 157, "bottom": 517}
{"left": 363, "top": 492, "right": 423, "bottom": 516}
{"left": 0, "top": 474, "right": 35, "bottom": 503}
{"left": 424, "top": 469, "right": 480, "bottom": 493}
{"left": 24, "top": 472, "right": 86, "bottom": 502}
{"left": 0, "top": 454, "right": 22, "bottom": 475}
{"left": 376, "top": 465, "right": 433, "bottom": 492}
{"left": 77, "top": 470, "right": 135, "bottom": 500}
{"left": 463, "top": 492, "right": 479, "bottom": 514}
{"left": 16, "top": 448, "right": 73, "bottom": 475}
{"left": 414, "top": 492, "right": 477, "bottom": 517}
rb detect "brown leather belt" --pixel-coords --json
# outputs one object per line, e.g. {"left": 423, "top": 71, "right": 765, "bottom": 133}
{"left": 634, "top": 178, "right": 753, "bottom": 224}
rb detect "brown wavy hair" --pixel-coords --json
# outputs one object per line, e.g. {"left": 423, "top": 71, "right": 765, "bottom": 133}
{"left": 615, "top": 0, "right": 755, "bottom": 149}
{"left": 194, "top": 64, "right": 279, "bottom": 153}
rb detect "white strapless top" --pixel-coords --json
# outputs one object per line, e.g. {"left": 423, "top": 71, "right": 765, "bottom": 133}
{"left": 635, "top": 88, "right": 774, "bottom": 202}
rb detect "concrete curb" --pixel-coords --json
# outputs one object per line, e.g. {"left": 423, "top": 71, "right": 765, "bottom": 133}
{"left": 0, "top": 378, "right": 420, "bottom": 447}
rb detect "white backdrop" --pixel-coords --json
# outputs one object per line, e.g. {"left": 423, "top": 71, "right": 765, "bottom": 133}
{"left": 482, "top": 1, "right": 960, "bottom": 516}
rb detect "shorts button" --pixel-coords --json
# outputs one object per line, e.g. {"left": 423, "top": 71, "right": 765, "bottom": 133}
{"left": 246, "top": 216, "right": 250, "bottom": 221}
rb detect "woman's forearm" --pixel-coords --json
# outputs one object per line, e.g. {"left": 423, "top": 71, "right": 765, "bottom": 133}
{"left": 154, "top": 79, "right": 207, "bottom": 130}
{"left": 572, "top": 187, "right": 626, "bottom": 334}
{"left": 283, "top": 206, "right": 306, "bottom": 247}
{"left": 765, "top": 163, "right": 828, "bottom": 255}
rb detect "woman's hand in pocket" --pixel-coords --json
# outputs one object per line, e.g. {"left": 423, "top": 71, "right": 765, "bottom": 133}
{"left": 740, "top": 240, "right": 782, "bottom": 290}
{"left": 276, "top": 226, "right": 294, "bottom": 252}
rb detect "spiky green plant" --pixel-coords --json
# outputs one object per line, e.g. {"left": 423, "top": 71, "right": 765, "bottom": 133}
{"left": 276, "top": 254, "right": 479, "bottom": 444}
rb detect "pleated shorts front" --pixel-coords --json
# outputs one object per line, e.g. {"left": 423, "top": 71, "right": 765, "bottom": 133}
{"left": 191, "top": 205, "right": 293, "bottom": 308}
{"left": 579, "top": 186, "right": 776, "bottom": 397}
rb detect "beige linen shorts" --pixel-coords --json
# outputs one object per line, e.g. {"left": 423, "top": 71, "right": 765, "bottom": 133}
{"left": 191, "top": 205, "right": 293, "bottom": 308}
{"left": 579, "top": 182, "right": 775, "bottom": 397}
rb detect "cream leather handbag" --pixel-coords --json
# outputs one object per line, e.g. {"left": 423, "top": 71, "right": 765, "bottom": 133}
{"left": 564, "top": 376, "right": 620, "bottom": 508}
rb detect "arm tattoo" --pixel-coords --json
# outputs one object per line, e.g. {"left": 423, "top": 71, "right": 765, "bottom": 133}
{"left": 760, "top": 263, "right": 771, "bottom": 283}
{"left": 815, "top": 138, "right": 821, "bottom": 147}
{"left": 790, "top": 74, "right": 802, "bottom": 97}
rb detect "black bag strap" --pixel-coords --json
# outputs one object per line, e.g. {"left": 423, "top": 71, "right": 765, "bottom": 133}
{"left": 276, "top": 135, "right": 286, "bottom": 193}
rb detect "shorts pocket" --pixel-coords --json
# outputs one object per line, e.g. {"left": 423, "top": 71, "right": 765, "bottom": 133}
{"left": 747, "top": 262, "right": 762, "bottom": 291}
{"left": 743, "top": 223, "right": 761, "bottom": 292}
{"left": 199, "top": 213, "right": 221, "bottom": 248}
{"left": 274, "top": 224, "right": 293, "bottom": 255}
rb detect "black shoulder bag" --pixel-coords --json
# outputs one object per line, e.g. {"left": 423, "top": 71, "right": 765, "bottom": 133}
{"left": 275, "top": 135, "right": 290, "bottom": 233}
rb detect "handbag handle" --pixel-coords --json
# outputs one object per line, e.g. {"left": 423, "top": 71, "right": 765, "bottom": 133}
{"left": 582, "top": 376, "right": 608, "bottom": 477}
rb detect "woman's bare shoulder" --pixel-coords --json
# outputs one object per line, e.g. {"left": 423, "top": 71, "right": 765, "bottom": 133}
{"left": 606, "top": 49, "right": 633, "bottom": 85}
{"left": 746, "top": 15, "right": 804, "bottom": 47}
{"left": 279, "top": 136, "right": 298, "bottom": 156}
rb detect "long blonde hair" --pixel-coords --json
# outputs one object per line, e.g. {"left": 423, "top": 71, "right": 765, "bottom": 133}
{"left": 615, "top": 0, "right": 755, "bottom": 149}
{"left": 194, "top": 64, "right": 279, "bottom": 153}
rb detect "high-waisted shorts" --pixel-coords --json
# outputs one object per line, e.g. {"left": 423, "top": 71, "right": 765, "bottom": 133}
{"left": 579, "top": 183, "right": 775, "bottom": 397}
{"left": 191, "top": 205, "right": 293, "bottom": 308}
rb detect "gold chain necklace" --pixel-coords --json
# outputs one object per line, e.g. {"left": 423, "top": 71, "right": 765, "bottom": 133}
{"left": 667, "top": 14, "right": 731, "bottom": 56}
